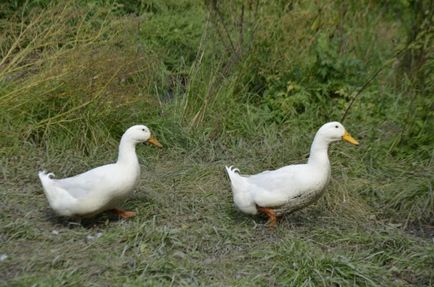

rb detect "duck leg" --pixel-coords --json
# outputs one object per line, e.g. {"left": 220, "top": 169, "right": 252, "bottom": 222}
{"left": 257, "top": 206, "right": 277, "bottom": 227}
{"left": 110, "top": 208, "right": 136, "bottom": 219}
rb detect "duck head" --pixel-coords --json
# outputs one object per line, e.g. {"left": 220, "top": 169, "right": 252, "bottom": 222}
{"left": 317, "top": 122, "right": 359, "bottom": 145}
{"left": 124, "top": 125, "right": 163, "bottom": 147}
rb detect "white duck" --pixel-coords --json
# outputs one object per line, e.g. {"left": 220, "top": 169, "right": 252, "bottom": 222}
{"left": 226, "top": 121, "right": 359, "bottom": 226}
{"left": 38, "top": 125, "right": 162, "bottom": 219}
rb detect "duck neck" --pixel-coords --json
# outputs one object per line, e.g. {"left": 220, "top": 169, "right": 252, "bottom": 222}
{"left": 116, "top": 136, "right": 139, "bottom": 166}
{"left": 307, "top": 134, "right": 330, "bottom": 167}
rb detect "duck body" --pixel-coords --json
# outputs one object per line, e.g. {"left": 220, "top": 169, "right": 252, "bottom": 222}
{"left": 226, "top": 121, "right": 359, "bottom": 223}
{"left": 226, "top": 161, "right": 330, "bottom": 216}
{"left": 38, "top": 162, "right": 140, "bottom": 217}
{"left": 38, "top": 125, "right": 162, "bottom": 218}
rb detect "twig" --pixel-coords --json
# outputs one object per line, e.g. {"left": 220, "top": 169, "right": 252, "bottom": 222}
{"left": 210, "top": 0, "right": 237, "bottom": 54}
{"left": 239, "top": 4, "right": 244, "bottom": 52}
{"left": 340, "top": 46, "right": 407, "bottom": 123}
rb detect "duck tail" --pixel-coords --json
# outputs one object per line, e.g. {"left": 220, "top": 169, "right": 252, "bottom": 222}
{"left": 225, "top": 165, "right": 257, "bottom": 215}
{"left": 38, "top": 170, "right": 55, "bottom": 186}
{"left": 38, "top": 170, "right": 57, "bottom": 200}
{"left": 38, "top": 170, "right": 73, "bottom": 215}
{"left": 225, "top": 165, "right": 243, "bottom": 187}
{"left": 225, "top": 165, "right": 239, "bottom": 176}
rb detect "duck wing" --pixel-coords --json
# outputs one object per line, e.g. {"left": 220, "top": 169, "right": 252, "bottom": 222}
{"left": 248, "top": 165, "right": 299, "bottom": 189}
{"left": 53, "top": 164, "right": 116, "bottom": 199}
{"left": 246, "top": 164, "right": 310, "bottom": 207}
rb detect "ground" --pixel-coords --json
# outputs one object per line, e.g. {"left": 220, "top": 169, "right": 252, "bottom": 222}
{"left": 1, "top": 146, "right": 433, "bottom": 286}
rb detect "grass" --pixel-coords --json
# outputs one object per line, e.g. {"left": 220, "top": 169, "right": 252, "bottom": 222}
{"left": 1, "top": 0, "right": 433, "bottom": 286}
{"left": 2, "top": 148, "right": 433, "bottom": 286}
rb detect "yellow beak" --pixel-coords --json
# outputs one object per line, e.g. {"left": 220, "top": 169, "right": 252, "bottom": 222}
{"left": 342, "top": 131, "right": 359, "bottom": 145}
{"left": 147, "top": 136, "right": 163, "bottom": 148}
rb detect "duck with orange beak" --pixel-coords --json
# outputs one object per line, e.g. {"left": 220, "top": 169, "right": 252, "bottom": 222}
{"left": 38, "top": 124, "right": 162, "bottom": 219}
{"left": 226, "top": 121, "right": 359, "bottom": 226}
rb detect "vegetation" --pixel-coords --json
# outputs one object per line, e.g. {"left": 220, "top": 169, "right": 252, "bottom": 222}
{"left": 1, "top": 0, "right": 432, "bottom": 285}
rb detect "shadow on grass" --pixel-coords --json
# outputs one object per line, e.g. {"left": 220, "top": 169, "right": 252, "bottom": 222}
{"left": 405, "top": 220, "right": 434, "bottom": 239}
{"left": 43, "top": 209, "right": 131, "bottom": 229}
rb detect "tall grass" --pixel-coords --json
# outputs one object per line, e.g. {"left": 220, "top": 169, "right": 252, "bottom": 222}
{"left": 0, "top": 1, "right": 164, "bottom": 155}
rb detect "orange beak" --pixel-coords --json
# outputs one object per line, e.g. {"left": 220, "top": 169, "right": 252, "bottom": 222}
{"left": 147, "top": 136, "right": 163, "bottom": 148}
{"left": 342, "top": 131, "right": 359, "bottom": 145}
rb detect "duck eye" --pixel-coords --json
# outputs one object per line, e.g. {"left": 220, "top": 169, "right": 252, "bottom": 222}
{"left": 142, "top": 128, "right": 145, "bottom": 131}
{"left": 335, "top": 125, "right": 338, "bottom": 128}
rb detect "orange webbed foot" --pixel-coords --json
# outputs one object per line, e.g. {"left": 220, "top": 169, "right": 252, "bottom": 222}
{"left": 257, "top": 206, "right": 277, "bottom": 228}
{"left": 110, "top": 208, "right": 136, "bottom": 219}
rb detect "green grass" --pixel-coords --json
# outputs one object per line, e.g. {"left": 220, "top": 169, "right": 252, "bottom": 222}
{"left": 1, "top": 148, "right": 433, "bottom": 286}
{"left": 1, "top": 0, "right": 433, "bottom": 286}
